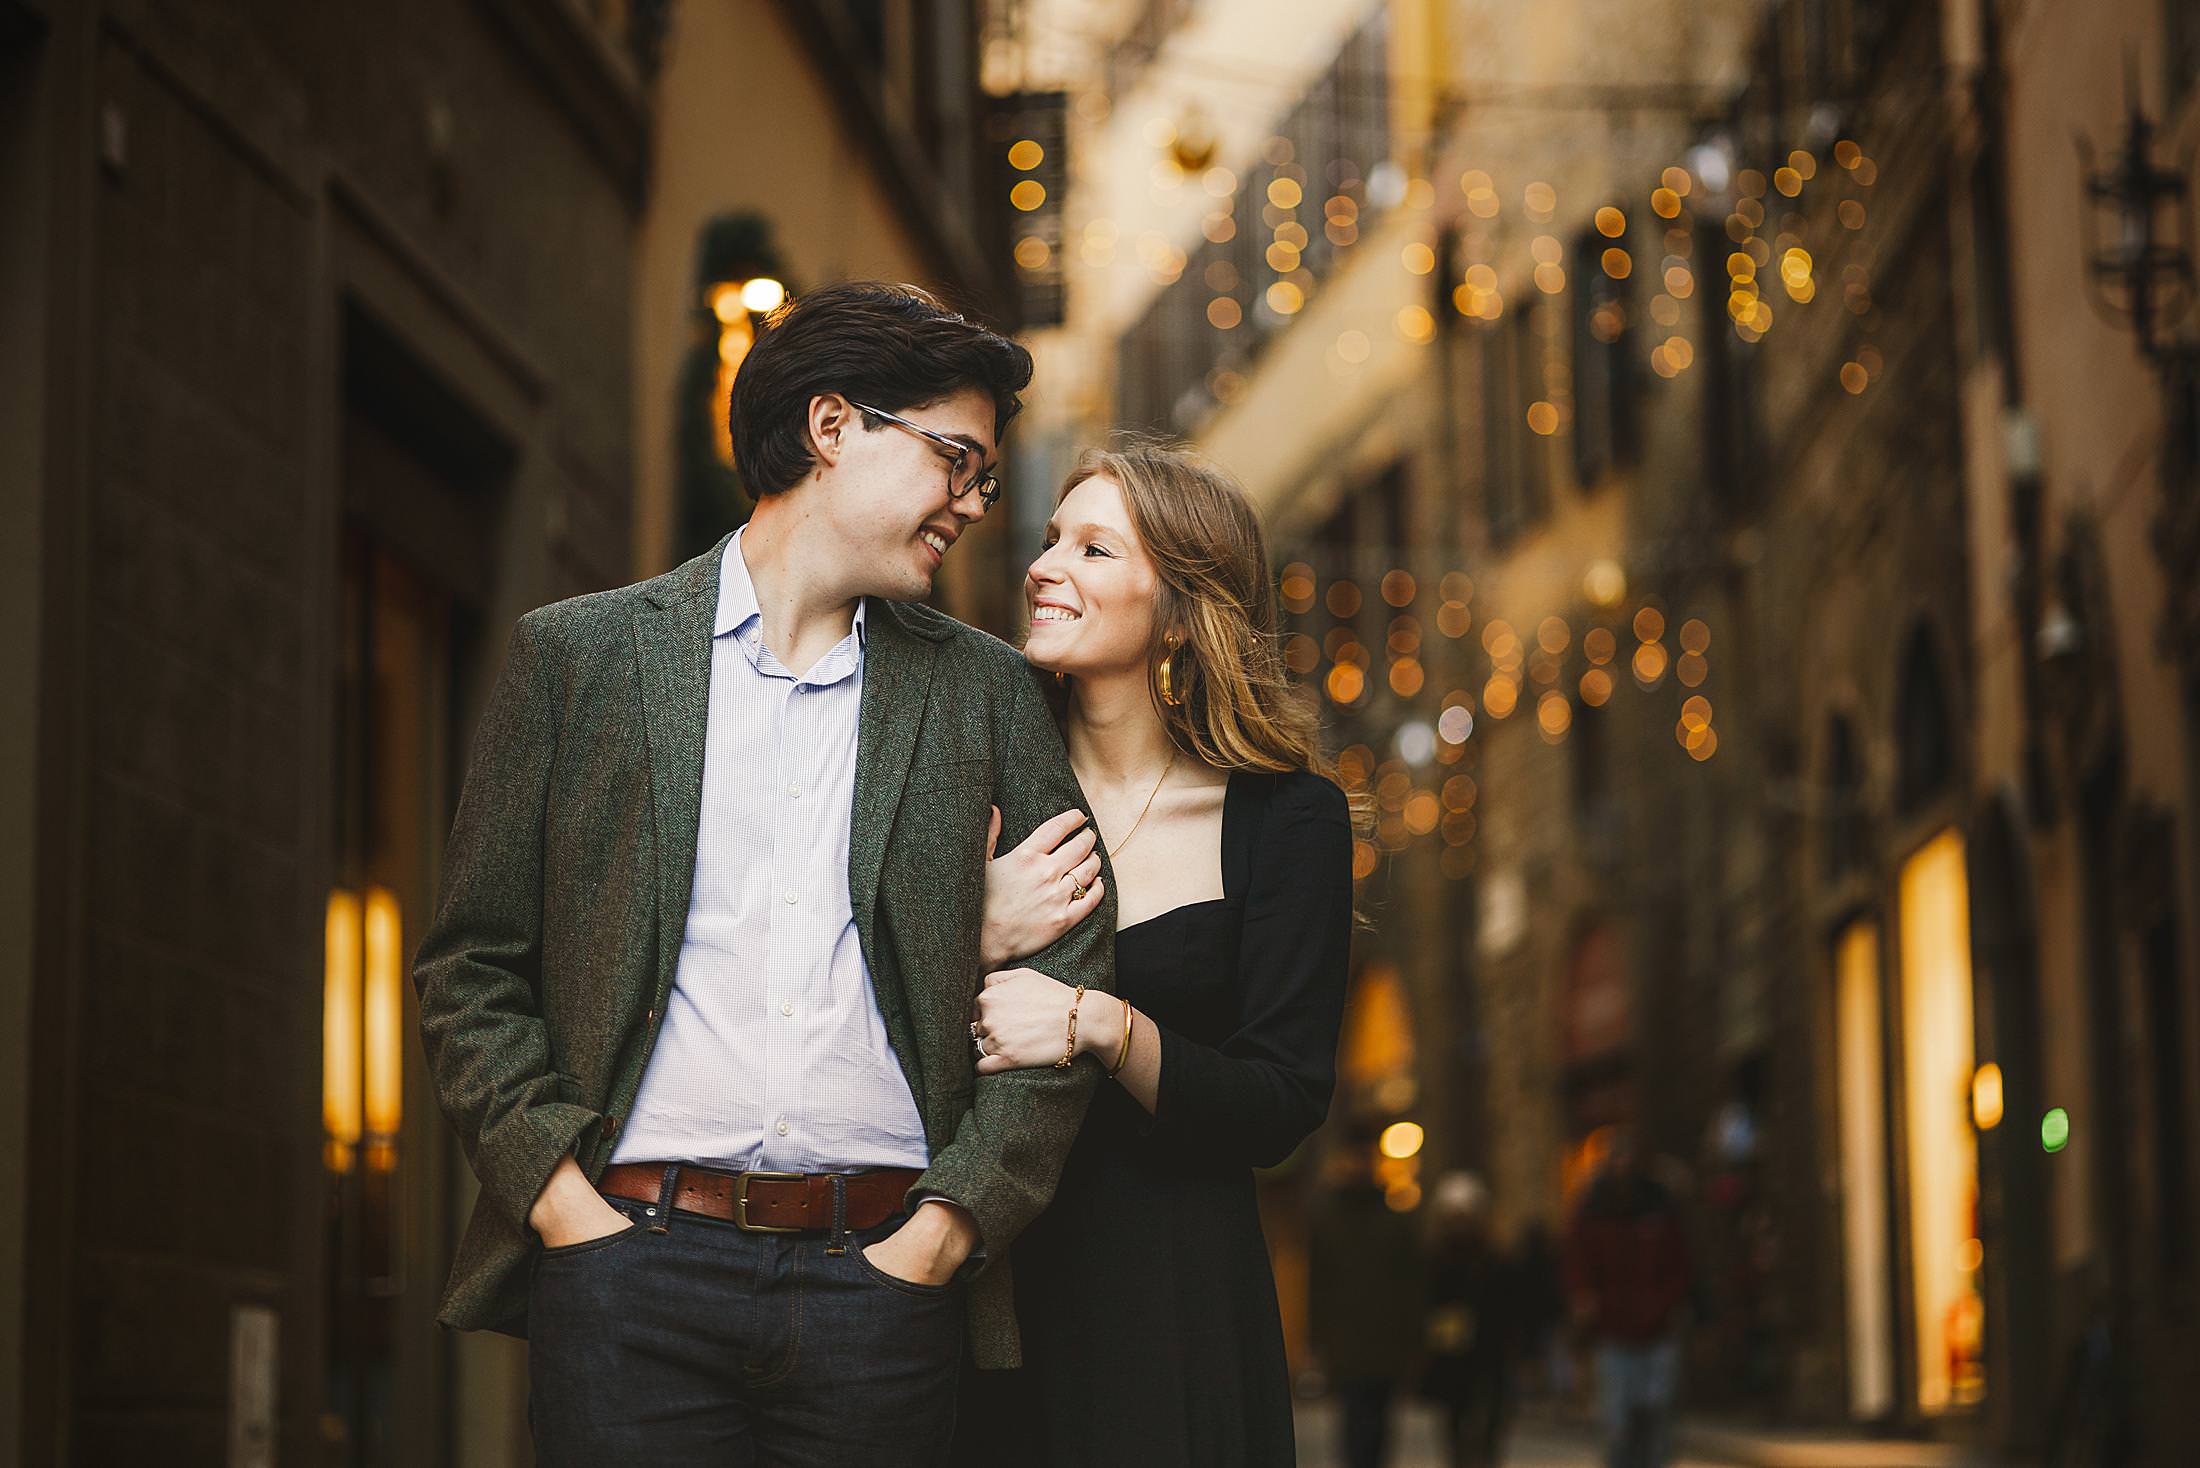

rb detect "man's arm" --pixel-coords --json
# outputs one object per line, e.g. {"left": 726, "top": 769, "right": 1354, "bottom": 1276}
{"left": 908, "top": 662, "right": 1116, "bottom": 1257}
{"left": 412, "top": 614, "right": 601, "bottom": 1235}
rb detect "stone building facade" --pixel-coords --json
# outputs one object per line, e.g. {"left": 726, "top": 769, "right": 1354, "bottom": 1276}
{"left": 9, "top": 2, "right": 652, "bottom": 1459}
{"left": 1049, "top": 0, "right": 2198, "bottom": 1458}
{"left": 3, "top": 1, "right": 1019, "bottom": 1463}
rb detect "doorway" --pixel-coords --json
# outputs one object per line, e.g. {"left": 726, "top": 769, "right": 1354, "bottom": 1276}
{"left": 322, "top": 303, "right": 509, "bottom": 1466}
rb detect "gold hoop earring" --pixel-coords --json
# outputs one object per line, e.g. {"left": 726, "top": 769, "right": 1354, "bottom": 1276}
{"left": 1157, "top": 651, "right": 1182, "bottom": 706}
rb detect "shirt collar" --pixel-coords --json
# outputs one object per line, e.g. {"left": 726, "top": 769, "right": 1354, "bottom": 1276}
{"left": 713, "top": 526, "right": 868, "bottom": 667}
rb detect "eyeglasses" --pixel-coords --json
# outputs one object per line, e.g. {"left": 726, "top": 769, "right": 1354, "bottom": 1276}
{"left": 847, "top": 400, "right": 1002, "bottom": 511}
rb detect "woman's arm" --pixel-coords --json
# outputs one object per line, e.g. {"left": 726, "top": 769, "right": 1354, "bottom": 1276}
{"left": 1141, "top": 772, "right": 1353, "bottom": 1166}
{"left": 974, "top": 772, "right": 1353, "bottom": 1166}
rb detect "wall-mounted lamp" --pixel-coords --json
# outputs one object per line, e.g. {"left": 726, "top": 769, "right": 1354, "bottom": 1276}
{"left": 2077, "top": 66, "right": 2196, "bottom": 365}
{"left": 323, "top": 886, "right": 403, "bottom": 1174}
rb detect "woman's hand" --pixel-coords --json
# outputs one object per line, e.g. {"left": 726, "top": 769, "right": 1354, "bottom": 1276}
{"left": 972, "top": 967, "right": 1124, "bottom": 1074}
{"left": 979, "top": 805, "right": 1104, "bottom": 970}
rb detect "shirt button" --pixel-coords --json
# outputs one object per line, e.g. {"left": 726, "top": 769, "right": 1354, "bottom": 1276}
{"left": 784, "top": 890, "right": 800, "bottom": 905}
{"left": 776, "top": 1119, "right": 791, "bottom": 1137}
{"left": 780, "top": 1000, "right": 794, "bottom": 1017}
{"left": 787, "top": 782, "right": 802, "bottom": 798}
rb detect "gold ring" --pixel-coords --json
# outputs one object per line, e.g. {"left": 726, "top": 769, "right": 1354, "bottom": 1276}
{"left": 1070, "top": 881, "right": 1088, "bottom": 901}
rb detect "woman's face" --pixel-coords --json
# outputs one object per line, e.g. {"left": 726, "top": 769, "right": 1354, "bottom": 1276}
{"left": 1023, "top": 474, "right": 1162, "bottom": 679}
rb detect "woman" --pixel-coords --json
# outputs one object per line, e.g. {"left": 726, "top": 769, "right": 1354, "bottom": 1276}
{"left": 955, "top": 442, "right": 1354, "bottom": 1466}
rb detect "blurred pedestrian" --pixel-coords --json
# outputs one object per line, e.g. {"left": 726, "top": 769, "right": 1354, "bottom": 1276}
{"left": 1564, "top": 1127, "right": 1694, "bottom": 1468}
{"left": 951, "top": 442, "right": 1355, "bottom": 1467}
{"left": 1310, "top": 1133, "right": 1428, "bottom": 1468}
{"left": 1513, "top": 1218, "right": 1572, "bottom": 1404}
{"left": 1420, "top": 1172, "right": 1518, "bottom": 1468}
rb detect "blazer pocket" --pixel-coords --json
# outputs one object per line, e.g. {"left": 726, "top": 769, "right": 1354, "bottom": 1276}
{"left": 903, "top": 757, "right": 990, "bottom": 799}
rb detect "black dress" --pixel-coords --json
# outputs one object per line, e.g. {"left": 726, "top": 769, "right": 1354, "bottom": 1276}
{"left": 956, "top": 769, "right": 1354, "bottom": 1468}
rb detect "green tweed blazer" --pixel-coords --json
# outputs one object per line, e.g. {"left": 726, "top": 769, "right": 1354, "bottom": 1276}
{"left": 412, "top": 533, "right": 1114, "bottom": 1369}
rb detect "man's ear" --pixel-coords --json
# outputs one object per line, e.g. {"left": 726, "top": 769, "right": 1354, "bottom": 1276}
{"left": 808, "top": 393, "right": 855, "bottom": 469}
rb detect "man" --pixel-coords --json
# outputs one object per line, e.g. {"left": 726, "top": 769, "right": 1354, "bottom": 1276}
{"left": 413, "top": 281, "right": 1114, "bottom": 1465}
{"left": 1564, "top": 1128, "right": 1694, "bottom": 1468}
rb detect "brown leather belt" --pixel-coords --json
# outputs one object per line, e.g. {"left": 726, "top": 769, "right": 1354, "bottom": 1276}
{"left": 597, "top": 1161, "right": 922, "bottom": 1234}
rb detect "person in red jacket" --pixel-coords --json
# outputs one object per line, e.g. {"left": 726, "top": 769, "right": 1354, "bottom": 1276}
{"left": 1564, "top": 1128, "right": 1693, "bottom": 1468}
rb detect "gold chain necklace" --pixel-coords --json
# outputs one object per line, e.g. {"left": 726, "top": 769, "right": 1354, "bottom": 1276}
{"left": 1102, "top": 753, "right": 1176, "bottom": 859}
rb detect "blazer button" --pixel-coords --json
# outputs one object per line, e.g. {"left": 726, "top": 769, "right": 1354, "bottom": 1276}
{"left": 604, "top": 1115, "right": 621, "bottom": 1137}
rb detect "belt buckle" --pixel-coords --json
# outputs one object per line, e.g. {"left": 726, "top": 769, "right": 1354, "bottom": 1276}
{"left": 733, "top": 1171, "right": 807, "bottom": 1233}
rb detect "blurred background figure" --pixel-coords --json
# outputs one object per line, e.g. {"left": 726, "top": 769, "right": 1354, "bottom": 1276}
{"left": 1310, "top": 1130, "right": 1428, "bottom": 1468}
{"left": 1512, "top": 1219, "right": 1573, "bottom": 1410}
{"left": 1419, "top": 1171, "right": 1518, "bottom": 1468}
{"left": 1565, "top": 1129, "right": 1693, "bottom": 1468}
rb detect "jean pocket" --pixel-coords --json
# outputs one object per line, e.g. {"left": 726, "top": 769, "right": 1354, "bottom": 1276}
{"left": 537, "top": 1208, "right": 644, "bottom": 1261}
{"left": 851, "top": 1244, "right": 958, "bottom": 1298}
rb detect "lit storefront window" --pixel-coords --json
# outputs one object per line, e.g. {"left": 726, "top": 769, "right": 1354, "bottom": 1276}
{"left": 1897, "top": 830, "right": 1986, "bottom": 1411}
{"left": 1834, "top": 918, "right": 1894, "bottom": 1418}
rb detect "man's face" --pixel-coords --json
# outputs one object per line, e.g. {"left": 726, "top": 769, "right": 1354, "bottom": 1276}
{"left": 807, "top": 386, "right": 999, "bottom": 602}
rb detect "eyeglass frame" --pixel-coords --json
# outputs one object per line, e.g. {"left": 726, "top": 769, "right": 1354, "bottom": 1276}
{"left": 846, "top": 399, "right": 1003, "bottom": 511}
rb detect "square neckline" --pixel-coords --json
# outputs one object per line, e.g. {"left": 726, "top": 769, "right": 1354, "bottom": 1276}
{"left": 1112, "top": 770, "right": 1247, "bottom": 936}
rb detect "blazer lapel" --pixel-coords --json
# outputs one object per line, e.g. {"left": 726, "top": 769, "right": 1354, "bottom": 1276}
{"left": 633, "top": 537, "right": 726, "bottom": 995}
{"left": 849, "top": 601, "right": 938, "bottom": 940}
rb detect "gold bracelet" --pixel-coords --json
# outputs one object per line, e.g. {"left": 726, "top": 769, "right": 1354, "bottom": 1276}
{"left": 1056, "top": 984, "right": 1087, "bottom": 1069}
{"left": 1107, "top": 1001, "right": 1135, "bottom": 1078}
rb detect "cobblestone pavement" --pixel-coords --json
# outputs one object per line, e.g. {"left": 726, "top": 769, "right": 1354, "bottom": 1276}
{"left": 1292, "top": 1403, "right": 1701, "bottom": 1468}
{"left": 1292, "top": 1403, "right": 1990, "bottom": 1468}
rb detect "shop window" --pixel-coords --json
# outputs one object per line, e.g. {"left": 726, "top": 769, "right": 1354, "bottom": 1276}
{"left": 1835, "top": 918, "right": 1896, "bottom": 1418}
{"left": 1897, "top": 829, "right": 1986, "bottom": 1412}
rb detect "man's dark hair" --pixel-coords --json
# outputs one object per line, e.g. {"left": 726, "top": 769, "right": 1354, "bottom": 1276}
{"left": 730, "top": 281, "right": 1034, "bottom": 496}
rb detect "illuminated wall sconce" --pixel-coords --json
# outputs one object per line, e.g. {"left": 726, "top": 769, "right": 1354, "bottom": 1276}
{"left": 324, "top": 886, "right": 403, "bottom": 1174}
{"left": 1971, "top": 1062, "right": 2004, "bottom": 1131}
{"left": 705, "top": 273, "right": 788, "bottom": 467}
{"left": 323, "top": 891, "right": 361, "bottom": 1174}
{"left": 677, "top": 212, "right": 789, "bottom": 561}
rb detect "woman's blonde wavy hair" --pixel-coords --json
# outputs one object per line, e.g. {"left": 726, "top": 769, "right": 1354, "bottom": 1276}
{"left": 1051, "top": 440, "right": 1337, "bottom": 785}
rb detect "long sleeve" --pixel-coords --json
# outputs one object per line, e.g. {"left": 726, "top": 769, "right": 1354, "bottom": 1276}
{"left": 1148, "top": 770, "right": 1352, "bottom": 1168}
{"left": 912, "top": 663, "right": 1114, "bottom": 1254}
{"left": 412, "top": 613, "right": 601, "bottom": 1234}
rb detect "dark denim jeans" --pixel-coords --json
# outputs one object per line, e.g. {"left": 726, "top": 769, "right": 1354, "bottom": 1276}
{"left": 527, "top": 1191, "right": 965, "bottom": 1467}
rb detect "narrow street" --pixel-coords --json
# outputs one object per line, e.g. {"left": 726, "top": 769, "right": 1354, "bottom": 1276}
{"left": 8, "top": 0, "right": 2199, "bottom": 1463}
{"left": 1293, "top": 1405, "right": 1992, "bottom": 1468}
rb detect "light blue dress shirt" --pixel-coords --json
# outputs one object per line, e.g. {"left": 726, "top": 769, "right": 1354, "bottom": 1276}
{"left": 609, "top": 528, "right": 931, "bottom": 1173}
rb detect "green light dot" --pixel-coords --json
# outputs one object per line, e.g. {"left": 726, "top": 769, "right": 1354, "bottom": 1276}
{"left": 2041, "top": 1107, "right": 2070, "bottom": 1154}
